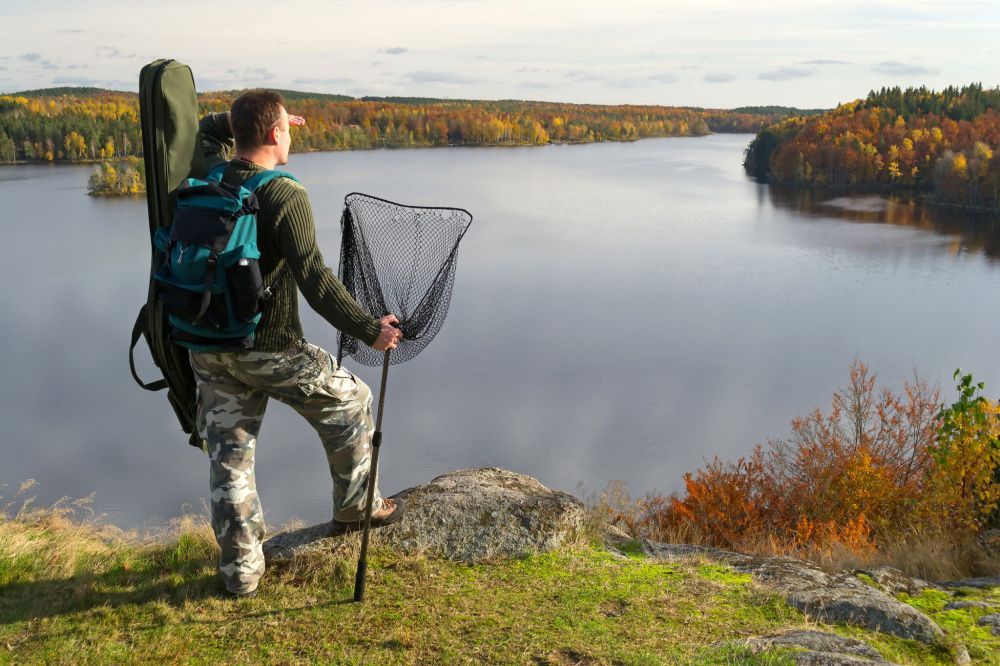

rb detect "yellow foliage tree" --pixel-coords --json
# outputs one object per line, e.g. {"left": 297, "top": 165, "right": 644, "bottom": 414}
{"left": 922, "top": 372, "right": 1000, "bottom": 536}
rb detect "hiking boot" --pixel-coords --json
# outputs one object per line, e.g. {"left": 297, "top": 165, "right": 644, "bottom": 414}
{"left": 331, "top": 497, "right": 406, "bottom": 536}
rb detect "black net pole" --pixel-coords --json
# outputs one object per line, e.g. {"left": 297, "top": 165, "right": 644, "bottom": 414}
{"left": 353, "top": 348, "right": 391, "bottom": 602}
{"left": 337, "top": 192, "right": 471, "bottom": 603}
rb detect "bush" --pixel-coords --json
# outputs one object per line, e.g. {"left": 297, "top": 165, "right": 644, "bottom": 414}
{"left": 601, "top": 361, "right": 1000, "bottom": 564}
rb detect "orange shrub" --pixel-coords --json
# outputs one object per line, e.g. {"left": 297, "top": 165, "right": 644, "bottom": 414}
{"left": 601, "top": 362, "right": 1000, "bottom": 563}
{"left": 614, "top": 361, "right": 959, "bottom": 556}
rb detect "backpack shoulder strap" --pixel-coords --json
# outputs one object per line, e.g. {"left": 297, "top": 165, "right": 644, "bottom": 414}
{"left": 242, "top": 169, "right": 298, "bottom": 193}
{"left": 205, "top": 161, "right": 227, "bottom": 182}
{"left": 129, "top": 304, "right": 168, "bottom": 391}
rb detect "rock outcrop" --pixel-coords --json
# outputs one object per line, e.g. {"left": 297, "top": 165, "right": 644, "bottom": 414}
{"left": 938, "top": 576, "right": 1000, "bottom": 590}
{"left": 646, "top": 543, "right": 945, "bottom": 645}
{"left": 978, "top": 613, "right": 1000, "bottom": 637}
{"left": 944, "top": 600, "right": 997, "bottom": 611}
{"left": 854, "top": 565, "right": 940, "bottom": 596}
{"left": 264, "top": 468, "right": 585, "bottom": 563}
{"left": 717, "top": 629, "right": 898, "bottom": 665}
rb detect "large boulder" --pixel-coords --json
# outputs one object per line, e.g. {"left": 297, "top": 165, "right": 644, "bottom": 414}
{"left": 264, "top": 468, "right": 585, "bottom": 563}
{"left": 646, "top": 543, "right": 945, "bottom": 645}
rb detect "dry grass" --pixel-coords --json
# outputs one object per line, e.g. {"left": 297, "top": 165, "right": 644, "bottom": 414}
{"left": 589, "top": 479, "right": 1000, "bottom": 580}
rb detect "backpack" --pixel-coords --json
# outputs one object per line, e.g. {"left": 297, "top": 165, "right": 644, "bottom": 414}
{"left": 152, "top": 163, "right": 297, "bottom": 351}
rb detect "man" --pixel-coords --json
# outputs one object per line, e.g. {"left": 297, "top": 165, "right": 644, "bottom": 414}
{"left": 192, "top": 89, "right": 404, "bottom": 597}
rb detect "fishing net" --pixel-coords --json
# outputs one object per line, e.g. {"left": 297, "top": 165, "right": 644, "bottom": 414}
{"left": 336, "top": 192, "right": 473, "bottom": 367}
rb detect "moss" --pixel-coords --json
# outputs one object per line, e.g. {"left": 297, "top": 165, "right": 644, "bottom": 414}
{"left": 854, "top": 572, "right": 878, "bottom": 588}
{"left": 896, "top": 588, "right": 1000, "bottom": 665}
{"left": 697, "top": 564, "right": 752, "bottom": 586}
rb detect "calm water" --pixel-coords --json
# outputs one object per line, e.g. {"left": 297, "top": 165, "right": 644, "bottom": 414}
{"left": 3, "top": 134, "right": 1000, "bottom": 529}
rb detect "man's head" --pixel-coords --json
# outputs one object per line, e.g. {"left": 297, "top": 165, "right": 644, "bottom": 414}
{"left": 231, "top": 89, "right": 291, "bottom": 166}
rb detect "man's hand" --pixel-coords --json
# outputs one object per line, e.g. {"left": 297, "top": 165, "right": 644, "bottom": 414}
{"left": 371, "top": 314, "right": 403, "bottom": 351}
{"left": 288, "top": 114, "right": 306, "bottom": 127}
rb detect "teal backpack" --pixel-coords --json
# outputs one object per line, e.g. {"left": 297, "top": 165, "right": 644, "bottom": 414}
{"left": 152, "top": 163, "right": 297, "bottom": 351}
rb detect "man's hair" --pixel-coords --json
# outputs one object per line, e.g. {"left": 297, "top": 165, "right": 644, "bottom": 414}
{"left": 231, "top": 89, "right": 285, "bottom": 150}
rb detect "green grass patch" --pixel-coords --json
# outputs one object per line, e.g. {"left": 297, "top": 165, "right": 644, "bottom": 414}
{"left": 897, "top": 587, "right": 1000, "bottom": 664}
{"left": 854, "top": 572, "right": 878, "bottom": 589}
{"left": 0, "top": 516, "right": 995, "bottom": 665}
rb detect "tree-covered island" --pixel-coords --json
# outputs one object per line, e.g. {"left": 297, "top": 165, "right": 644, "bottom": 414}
{"left": 744, "top": 84, "right": 1000, "bottom": 211}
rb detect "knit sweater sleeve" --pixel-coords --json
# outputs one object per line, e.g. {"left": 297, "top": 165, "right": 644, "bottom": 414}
{"left": 274, "top": 187, "right": 382, "bottom": 345}
{"left": 194, "top": 112, "right": 234, "bottom": 177}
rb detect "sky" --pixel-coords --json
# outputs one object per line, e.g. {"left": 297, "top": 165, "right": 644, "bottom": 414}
{"left": 1, "top": 0, "right": 998, "bottom": 109}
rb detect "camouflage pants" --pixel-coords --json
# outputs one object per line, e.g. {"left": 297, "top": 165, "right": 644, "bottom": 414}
{"left": 190, "top": 339, "right": 384, "bottom": 594}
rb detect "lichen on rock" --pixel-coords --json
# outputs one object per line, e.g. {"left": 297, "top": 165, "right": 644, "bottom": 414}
{"left": 645, "top": 542, "right": 945, "bottom": 645}
{"left": 264, "top": 468, "right": 585, "bottom": 563}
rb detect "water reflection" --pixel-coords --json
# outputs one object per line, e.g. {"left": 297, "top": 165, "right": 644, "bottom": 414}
{"left": 766, "top": 185, "right": 1000, "bottom": 261}
{"left": 6, "top": 137, "right": 1000, "bottom": 529}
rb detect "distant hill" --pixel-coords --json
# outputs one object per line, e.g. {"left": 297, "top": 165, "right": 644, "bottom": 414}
{"left": 0, "top": 86, "right": 810, "bottom": 166}
{"left": 10, "top": 86, "right": 137, "bottom": 99}
{"left": 730, "top": 105, "right": 827, "bottom": 117}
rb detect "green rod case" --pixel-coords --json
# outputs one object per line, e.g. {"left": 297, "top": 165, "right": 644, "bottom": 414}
{"left": 129, "top": 59, "right": 206, "bottom": 449}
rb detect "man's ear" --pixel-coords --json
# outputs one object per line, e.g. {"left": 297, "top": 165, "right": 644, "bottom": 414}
{"left": 267, "top": 125, "right": 280, "bottom": 146}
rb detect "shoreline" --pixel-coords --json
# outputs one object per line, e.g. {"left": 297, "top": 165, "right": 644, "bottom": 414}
{"left": 751, "top": 179, "right": 1000, "bottom": 215}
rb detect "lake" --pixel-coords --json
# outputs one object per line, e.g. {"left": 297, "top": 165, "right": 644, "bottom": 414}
{"left": 3, "top": 134, "right": 1000, "bottom": 530}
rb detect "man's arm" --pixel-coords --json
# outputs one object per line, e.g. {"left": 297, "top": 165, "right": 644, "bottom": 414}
{"left": 274, "top": 187, "right": 392, "bottom": 346}
{"left": 191, "top": 112, "right": 234, "bottom": 179}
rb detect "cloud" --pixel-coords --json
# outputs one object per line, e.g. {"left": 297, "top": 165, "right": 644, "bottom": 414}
{"left": 222, "top": 67, "right": 275, "bottom": 82}
{"left": 679, "top": 64, "right": 700, "bottom": 70}
{"left": 703, "top": 72, "right": 737, "bottom": 83}
{"left": 565, "top": 70, "right": 605, "bottom": 83}
{"left": 758, "top": 66, "right": 812, "bottom": 81}
{"left": 648, "top": 73, "right": 678, "bottom": 84}
{"left": 404, "top": 71, "right": 479, "bottom": 84}
{"left": 801, "top": 59, "right": 849, "bottom": 65}
{"left": 22, "top": 53, "right": 56, "bottom": 69}
{"left": 56, "top": 29, "right": 85, "bottom": 33}
{"left": 871, "top": 60, "right": 938, "bottom": 76}
{"left": 292, "top": 77, "right": 355, "bottom": 85}
{"left": 51, "top": 75, "right": 105, "bottom": 85}
{"left": 520, "top": 81, "right": 560, "bottom": 89}
{"left": 378, "top": 47, "right": 408, "bottom": 55}
{"left": 95, "top": 46, "right": 121, "bottom": 58}
{"left": 561, "top": 69, "right": 673, "bottom": 89}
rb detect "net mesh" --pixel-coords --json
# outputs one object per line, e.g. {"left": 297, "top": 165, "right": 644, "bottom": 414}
{"left": 336, "top": 193, "right": 472, "bottom": 367}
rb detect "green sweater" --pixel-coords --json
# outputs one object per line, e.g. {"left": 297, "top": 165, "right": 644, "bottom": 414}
{"left": 197, "top": 113, "right": 381, "bottom": 352}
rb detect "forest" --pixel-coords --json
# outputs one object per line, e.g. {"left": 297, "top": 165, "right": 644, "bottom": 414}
{"left": 744, "top": 83, "right": 1000, "bottom": 210}
{"left": 0, "top": 87, "right": 799, "bottom": 166}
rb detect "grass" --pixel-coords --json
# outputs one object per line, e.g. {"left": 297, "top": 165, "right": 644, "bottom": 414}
{"left": 2, "top": 506, "right": 994, "bottom": 666}
{"left": 898, "top": 586, "right": 1000, "bottom": 664}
